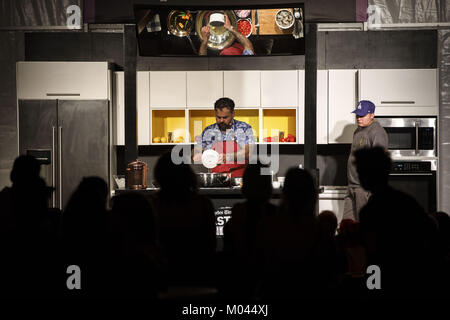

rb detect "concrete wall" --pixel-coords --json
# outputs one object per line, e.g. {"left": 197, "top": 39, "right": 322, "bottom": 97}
{"left": 0, "top": 32, "right": 24, "bottom": 188}
{"left": 439, "top": 29, "right": 450, "bottom": 213}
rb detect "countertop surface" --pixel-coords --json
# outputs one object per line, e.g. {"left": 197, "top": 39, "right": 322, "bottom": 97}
{"left": 113, "top": 186, "right": 347, "bottom": 198}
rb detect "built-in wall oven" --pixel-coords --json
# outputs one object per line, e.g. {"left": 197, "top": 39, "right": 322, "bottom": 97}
{"left": 389, "top": 160, "right": 437, "bottom": 213}
{"left": 376, "top": 117, "right": 437, "bottom": 157}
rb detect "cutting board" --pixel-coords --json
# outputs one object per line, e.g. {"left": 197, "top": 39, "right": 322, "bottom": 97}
{"left": 251, "top": 9, "right": 293, "bottom": 35}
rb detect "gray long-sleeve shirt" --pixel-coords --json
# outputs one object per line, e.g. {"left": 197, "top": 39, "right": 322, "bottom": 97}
{"left": 347, "top": 120, "right": 388, "bottom": 187}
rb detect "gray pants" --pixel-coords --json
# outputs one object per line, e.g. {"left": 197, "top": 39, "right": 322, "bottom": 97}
{"left": 343, "top": 186, "right": 371, "bottom": 222}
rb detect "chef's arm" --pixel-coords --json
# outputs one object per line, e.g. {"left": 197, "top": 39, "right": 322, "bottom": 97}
{"left": 199, "top": 39, "right": 208, "bottom": 56}
{"left": 228, "top": 28, "right": 254, "bottom": 53}
{"left": 199, "top": 26, "right": 210, "bottom": 56}
{"left": 224, "top": 15, "right": 254, "bottom": 53}
{"left": 192, "top": 145, "right": 204, "bottom": 162}
{"left": 225, "top": 144, "right": 254, "bottom": 163}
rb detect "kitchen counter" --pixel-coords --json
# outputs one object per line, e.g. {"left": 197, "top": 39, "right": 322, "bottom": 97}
{"left": 112, "top": 186, "right": 340, "bottom": 199}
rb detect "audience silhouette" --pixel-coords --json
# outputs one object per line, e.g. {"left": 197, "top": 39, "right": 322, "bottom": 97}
{"left": 253, "top": 168, "right": 322, "bottom": 299}
{"left": 0, "top": 155, "right": 59, "bottom": 297}
{"left": 0, "top": 151, "right": 448, "bottom": 300}
{"left": 151, "top": 152, "right": 216, "bottom": 287}
{"left": 108, "top": 192, "right": 166, "bottom": 298}
{"left": 355, "top": 147, "right": 438, "bottom": 298}
{"left": 62, "top": 176, "right": 109, "bottom": 298}
{"left": 222, "top": 163, "right": 276, "bottom": 298}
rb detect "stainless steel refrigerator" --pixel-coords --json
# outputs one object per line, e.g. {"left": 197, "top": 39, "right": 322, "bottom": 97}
{"left": 18, "top": 99, "right": 110, "bottom": 209}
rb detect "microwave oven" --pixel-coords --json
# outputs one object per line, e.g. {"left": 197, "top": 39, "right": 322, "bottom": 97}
{"left": 376, "top": 117, "right": 436, "bottom": 157}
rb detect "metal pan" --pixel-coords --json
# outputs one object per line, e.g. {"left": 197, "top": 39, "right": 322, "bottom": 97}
{"left": 197, "top": 172, "right": 231, "bottom": 188}
{"left": 167, "top": 10, "right": 197, "bottom": 55}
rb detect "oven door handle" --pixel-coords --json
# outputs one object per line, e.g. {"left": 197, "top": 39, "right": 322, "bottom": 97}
{"left": 415, "top": 121, "right": 419, "bottom": 155}
{"left": 389, "top": 173, "right": 433, "bottom": 176}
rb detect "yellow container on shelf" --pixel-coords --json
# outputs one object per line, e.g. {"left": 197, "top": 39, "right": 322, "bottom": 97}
{"left": 262, "top": 109, "right": 296, "bottom": 142}
{"left": 189, "top": 109, "right": 260, "bottom": 143}
{"left": 152, "top": 110, "right": 185, "bottom": 143}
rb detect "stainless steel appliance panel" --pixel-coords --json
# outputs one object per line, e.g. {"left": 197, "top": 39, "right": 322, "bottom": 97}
{"left": 18, "top": 100, "right": 58, "bottom": 205}
{"left": 389, "top": 160, "right": 437, "bottom": 213}
{"left": 18, "top": 100, "right": 57, "bottom": 153}
{"left": 377, "top": 117, "right": 437, "bottom": 157}
{"left": 58, "top": 100, "right": 109, "bottom": 209}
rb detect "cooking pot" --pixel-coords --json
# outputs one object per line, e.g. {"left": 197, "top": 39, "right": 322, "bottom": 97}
{"left": 197, "top": 172, "right": 231, "bottom": 188}
{"left": 231, "top": 177, "right": 243, "bottom": 187}
{"left": 197, "top": 164, "right": 247, "bottom": 188}
{"left": 126, "top": 160, "right": 148, "bottom": 190}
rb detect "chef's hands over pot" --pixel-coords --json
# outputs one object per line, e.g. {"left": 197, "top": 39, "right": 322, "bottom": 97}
{"left": 201, "top": 26, "right": 210, "bottom": 42}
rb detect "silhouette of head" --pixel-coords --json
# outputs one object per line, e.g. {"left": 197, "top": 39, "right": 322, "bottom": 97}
{"left": 318, "top": 210, "right": 338, "bottom": 236}
{"left": 63, "top": 176, "right": 108, "bottom": 238}
{"left": 242, "top": 163, "right": 272, "bottom": 202}
{"left": 111, "top": 193, "right": 156, "bottom": 245}
{"left": 354, "top": 147, "right": 391, "bottom": 192}
{"left": 338, "top": 219, "right": 362, "bottom": 245}
{"left": 10, "top": 155, "right": 40, "bottom": 186}
{"left": 283, "top": 168, "right": 317, "bottom": 216}
{"left": 154, "top": 152, "right": 197, "bottom": 194}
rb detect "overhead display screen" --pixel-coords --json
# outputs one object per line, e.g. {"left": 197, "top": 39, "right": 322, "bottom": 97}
{"left": 135, "top": 4, "right": 305, "bottom": 56}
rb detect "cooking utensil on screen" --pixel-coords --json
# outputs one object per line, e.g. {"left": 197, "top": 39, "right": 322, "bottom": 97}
{"left": 293, "top": 8, "right": 303, "bottom": 39}
{"left": 209, "top": 12, "right": 225, "bottom": 27}
{"left": 195, "top": 10, "right": 238, "bottom": 50}
{"left": 254, "top": 10, "right": 260, "bottom": 35}
{"left": 167, "top": 10, "right": 198, "bottom": 55}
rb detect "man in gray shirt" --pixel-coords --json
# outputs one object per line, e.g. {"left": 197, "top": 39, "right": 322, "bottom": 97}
{"left": 343, "top": 100, "right": 388, "bottom": 221}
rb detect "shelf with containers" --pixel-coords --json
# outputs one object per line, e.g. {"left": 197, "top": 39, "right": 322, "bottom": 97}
{"left": 188, "top": 108, "right": 260, "bottom": 143}
{"left": 261, "top": 108, "right": 298, "bottom": 143}
{"left": 150, "top": 109, "right": 187, "bottom": 144}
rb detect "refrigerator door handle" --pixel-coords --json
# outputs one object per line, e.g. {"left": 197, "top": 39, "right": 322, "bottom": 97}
{"left": 52, "top": 126, "right": 56, "bottom": 208}
{"left": 58, "top": 126, "right": 63, "bottom": 210}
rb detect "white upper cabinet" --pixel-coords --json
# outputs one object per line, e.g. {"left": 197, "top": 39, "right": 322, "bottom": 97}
{"left": 17, "top": 61, "right": 109, "bottom": 99}
{"left": 114, "top": 72, "right": 125, "bottom": 146}
{"left": 261, "top": 70, "right": 298, "bottom": 107}
{"left": 223, "top": 71, "right": 260, "bottom": 108}
{"left": 137, "top": 72, "right": 150, "bottom": 145}
{"left": 113, "top": 71, "right": 150, "bottom": 145}
{"left": 328, "top": 70, "right": 358, "bottom": 144}
{"left": 297, "top": 70, "right": 328, "bottom": 144}
{"left": 359, "top": 69, "right": 438, "bottom": 115}
{"left": 187, "top": 71, "right": 223, "bottom": 108}
{"left": 150, "top": 71, "right": 186, "bottom": 108}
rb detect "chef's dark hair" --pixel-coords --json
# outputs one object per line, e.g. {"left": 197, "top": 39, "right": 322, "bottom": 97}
{"left": 214, "top": 97, "right": 235, "bottom": 112}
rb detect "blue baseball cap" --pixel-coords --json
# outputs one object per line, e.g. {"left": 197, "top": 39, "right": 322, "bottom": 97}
{"left": 352, "top": 100, "right": 375, "bottom": 116}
